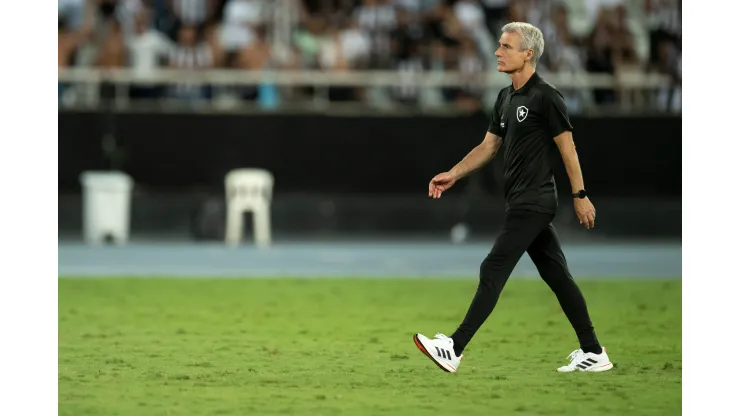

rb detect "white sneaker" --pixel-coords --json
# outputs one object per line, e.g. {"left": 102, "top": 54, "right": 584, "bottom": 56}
{"left": 557, "top": 347, "right": 613, "bottom": 372}
{"left": 413, "top": 333, "right": 462, "bottom": 373}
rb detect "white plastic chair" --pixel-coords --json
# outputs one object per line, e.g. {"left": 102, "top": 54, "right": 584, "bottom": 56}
{"left": 224, "top": 168, "right": 274, "bottom": 247}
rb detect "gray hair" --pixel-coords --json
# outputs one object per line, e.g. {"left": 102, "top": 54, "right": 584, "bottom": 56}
{"left": 501, "top": 22, "right": 545, "bottom": 69}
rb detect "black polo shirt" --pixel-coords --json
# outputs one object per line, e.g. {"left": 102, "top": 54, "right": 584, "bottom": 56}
{"left": 487, "top": 71, "right": 574, "bottom": 214}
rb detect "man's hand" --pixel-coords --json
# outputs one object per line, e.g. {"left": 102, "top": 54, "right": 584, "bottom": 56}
{"left": 428, "top": 172, "right": 457, "bottom": 198}
{"left": 428, "top": 133, "right": 500, "bottom": 199}
{"left": 574, "top": 197, "right": 596, "bottom": 229}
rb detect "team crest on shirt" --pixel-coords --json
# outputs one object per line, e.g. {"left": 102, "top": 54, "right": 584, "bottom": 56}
{"left": 516, "top": 106, "right": 529, "bottom": 122}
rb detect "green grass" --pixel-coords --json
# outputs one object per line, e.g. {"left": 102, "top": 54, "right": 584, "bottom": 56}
{"left": 59, "top": 277, "right": 681, "bottom": 415}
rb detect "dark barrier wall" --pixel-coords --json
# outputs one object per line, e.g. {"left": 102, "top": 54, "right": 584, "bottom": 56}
{"left": 59, "top": 111, "right": 681, "bottom": 197}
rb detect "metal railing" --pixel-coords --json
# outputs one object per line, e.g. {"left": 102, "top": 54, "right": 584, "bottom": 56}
{"left": 57, "top": 68, "right": 678, "bottom": 114}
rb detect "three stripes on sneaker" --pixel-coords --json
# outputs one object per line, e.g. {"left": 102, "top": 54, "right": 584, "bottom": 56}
{"left": 434, "top": 346, "right": 453, "bottom": 360}
{"left": 576, "top": 358, "right": 598, "bottom": 369}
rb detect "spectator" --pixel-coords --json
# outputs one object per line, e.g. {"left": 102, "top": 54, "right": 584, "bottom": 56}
{"left": 169, "top": 0, "right": 219, "bottom": 27}
{"left": 480, "top": 0, "right": 509, "bottom": 35}
{"left": 645, "top": 0, "right": 681, "bottom": 70}
{"left": 59, "top": 0, "right": 87, "bottom": 31}
{"left": 320, "top": 17, "right": 372, "bottom": 71}
{"left": 354, "top": 0, "right": 397, "bottom": 68}
{"left": 229, "top": 23, "right": 271, "bottom": 101}
{"left": 293, "top": 14, "right": 332, "bottom": 69}
{"left": 126, "top": 7, "right": 173, "bottom": 98}
{"left": 318, "top": 21, "right": 369, "bottom": 102}
{"left": 542, "top": 2, "right": 585, "bottom": 73}
{"left": 611, "top": 4, "right": 639, "bottom": 70}
{"left": 453, "top": 0, "right": 486, "bottom": 31}
{"left": 204, "top": 21, "right": 226, "bottom": 66}
{"left": 454, "top": 35, "right": 486, "bottom": 111}
{"left": 390, "top": 7, "right": 422, "bottom": 64}
{"left": 505, "top": 0, "right": 526, "bottom": 29}
{"left": 96, "top": 21, "right": 126, "bottom": 68}
{"left": 237, "top": 23, "right": 272, "bottom": 70}
{"left": 544, "top": 2, "right": 587, "bottom": 112}
{"left": 645, "top": 0, "right": 681, "bottom": 113}
{"left": 655, "top": 36, "right": 681, "bottom": 113}
{"left": 435, "top": 3, "right": 466, "bottom": 47}
{"left": 424, "top": 39, "right": 453, "bottom": 107}
{"left": 71, "top": 0, "right": 124, "bottom": 67}
{"left": 453, "top": 0, "right": 495, "bottom": 65}
{"left": 56, "top": 0, "right": 680, "bottom": 112}
{"left": 220, "top": 0, "right": 268, "bottom": 55}
{"left": 116, "top": 0, "right": 147, "bottom": 39}
{"left": 168, "top": 25, "right": 215, "bottom": 100}
{"left": 585, "top": 8, "right": 616, "bottom": 105}
{"left": 59, "top": 17, "right": 82, "bottom": 103}
{"left": 391, "top": 39, "right": 425, "bottom": 104}
{"left": 58, "top": 18, "right": 81, "bottom": 69}
{"left": 391, "top": 0, "right": 439, "bottom": 35}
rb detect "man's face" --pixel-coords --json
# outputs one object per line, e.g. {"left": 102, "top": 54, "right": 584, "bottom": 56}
{"left": 495, "top": 31, "right": 531, "bottom": 73}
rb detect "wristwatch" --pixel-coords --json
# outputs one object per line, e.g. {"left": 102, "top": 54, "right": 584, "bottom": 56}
{"left": 572, "top": 190, "right": 587, "bottom": 199}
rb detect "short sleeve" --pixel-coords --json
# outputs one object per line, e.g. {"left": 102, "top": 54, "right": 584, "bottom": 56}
{"left": 543, "top": 89, "right": 574, "bottom": 138}
{"left": 487, "top": 90, "right": 505, "bottom": 136}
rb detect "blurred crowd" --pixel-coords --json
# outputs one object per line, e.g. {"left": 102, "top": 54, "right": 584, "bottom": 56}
{"left": 58, "top": 0, "right": 682, "bottom": 112}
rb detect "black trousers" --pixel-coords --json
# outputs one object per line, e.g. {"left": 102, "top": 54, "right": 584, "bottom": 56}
{"left": 450, "top": 209, "right": 600, "bottom": 353}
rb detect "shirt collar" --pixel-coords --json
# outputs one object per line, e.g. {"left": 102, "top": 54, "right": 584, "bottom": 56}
{"left": 510, "top": 71, "right": 540, "bottom": 95}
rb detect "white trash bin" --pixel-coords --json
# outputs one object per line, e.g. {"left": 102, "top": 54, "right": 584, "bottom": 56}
{"left": 79, "top": 171, "right": 134, "bottom": 245}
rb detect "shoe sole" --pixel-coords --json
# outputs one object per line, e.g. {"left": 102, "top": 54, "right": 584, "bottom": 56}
{"left": 586, "top": 362, "right": 613, "bottom": 372}
{"left": 557, "top": 362, "right": 614, "bottom": 373}
{"left": 413, "top": 334, "right": 456, "bottom": 373}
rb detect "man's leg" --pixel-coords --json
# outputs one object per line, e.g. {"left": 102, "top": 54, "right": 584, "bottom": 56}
{"left": 449, "top": 210, "right": 551, "bottom": 356}
{"left": 526, "top": 224, "right": 601, "bottom": 354}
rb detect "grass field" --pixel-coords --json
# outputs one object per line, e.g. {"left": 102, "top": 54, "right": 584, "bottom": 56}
{"left": 59, "top": 277, "right": 681, "bottom": 415}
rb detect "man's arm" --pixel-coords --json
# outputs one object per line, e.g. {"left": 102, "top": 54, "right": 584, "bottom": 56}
{"left": 543, "top": 88, "right": 594, "bottom": 228}
{"left": 553, "top": 131, "right": 585, "bottom": 194}
{"left": 429, "top": 93, "right": 504, "bottom": 199}
{"left": 449, "top": 132, "right": 502, "bottom": 180}
{"left": 554, "top": 130, "right": 595, "bottom": 229}
{"left": 449, "top": 88, "right": 506, "bottom": 180}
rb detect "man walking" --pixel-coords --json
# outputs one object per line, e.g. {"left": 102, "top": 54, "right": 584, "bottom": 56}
{"left": 413, "top": 22, "right": 613, "bottom": 373}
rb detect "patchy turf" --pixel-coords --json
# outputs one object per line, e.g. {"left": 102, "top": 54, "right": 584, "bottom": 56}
{"left": 59, "top": 277, "right": 681, "bottom": 415}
